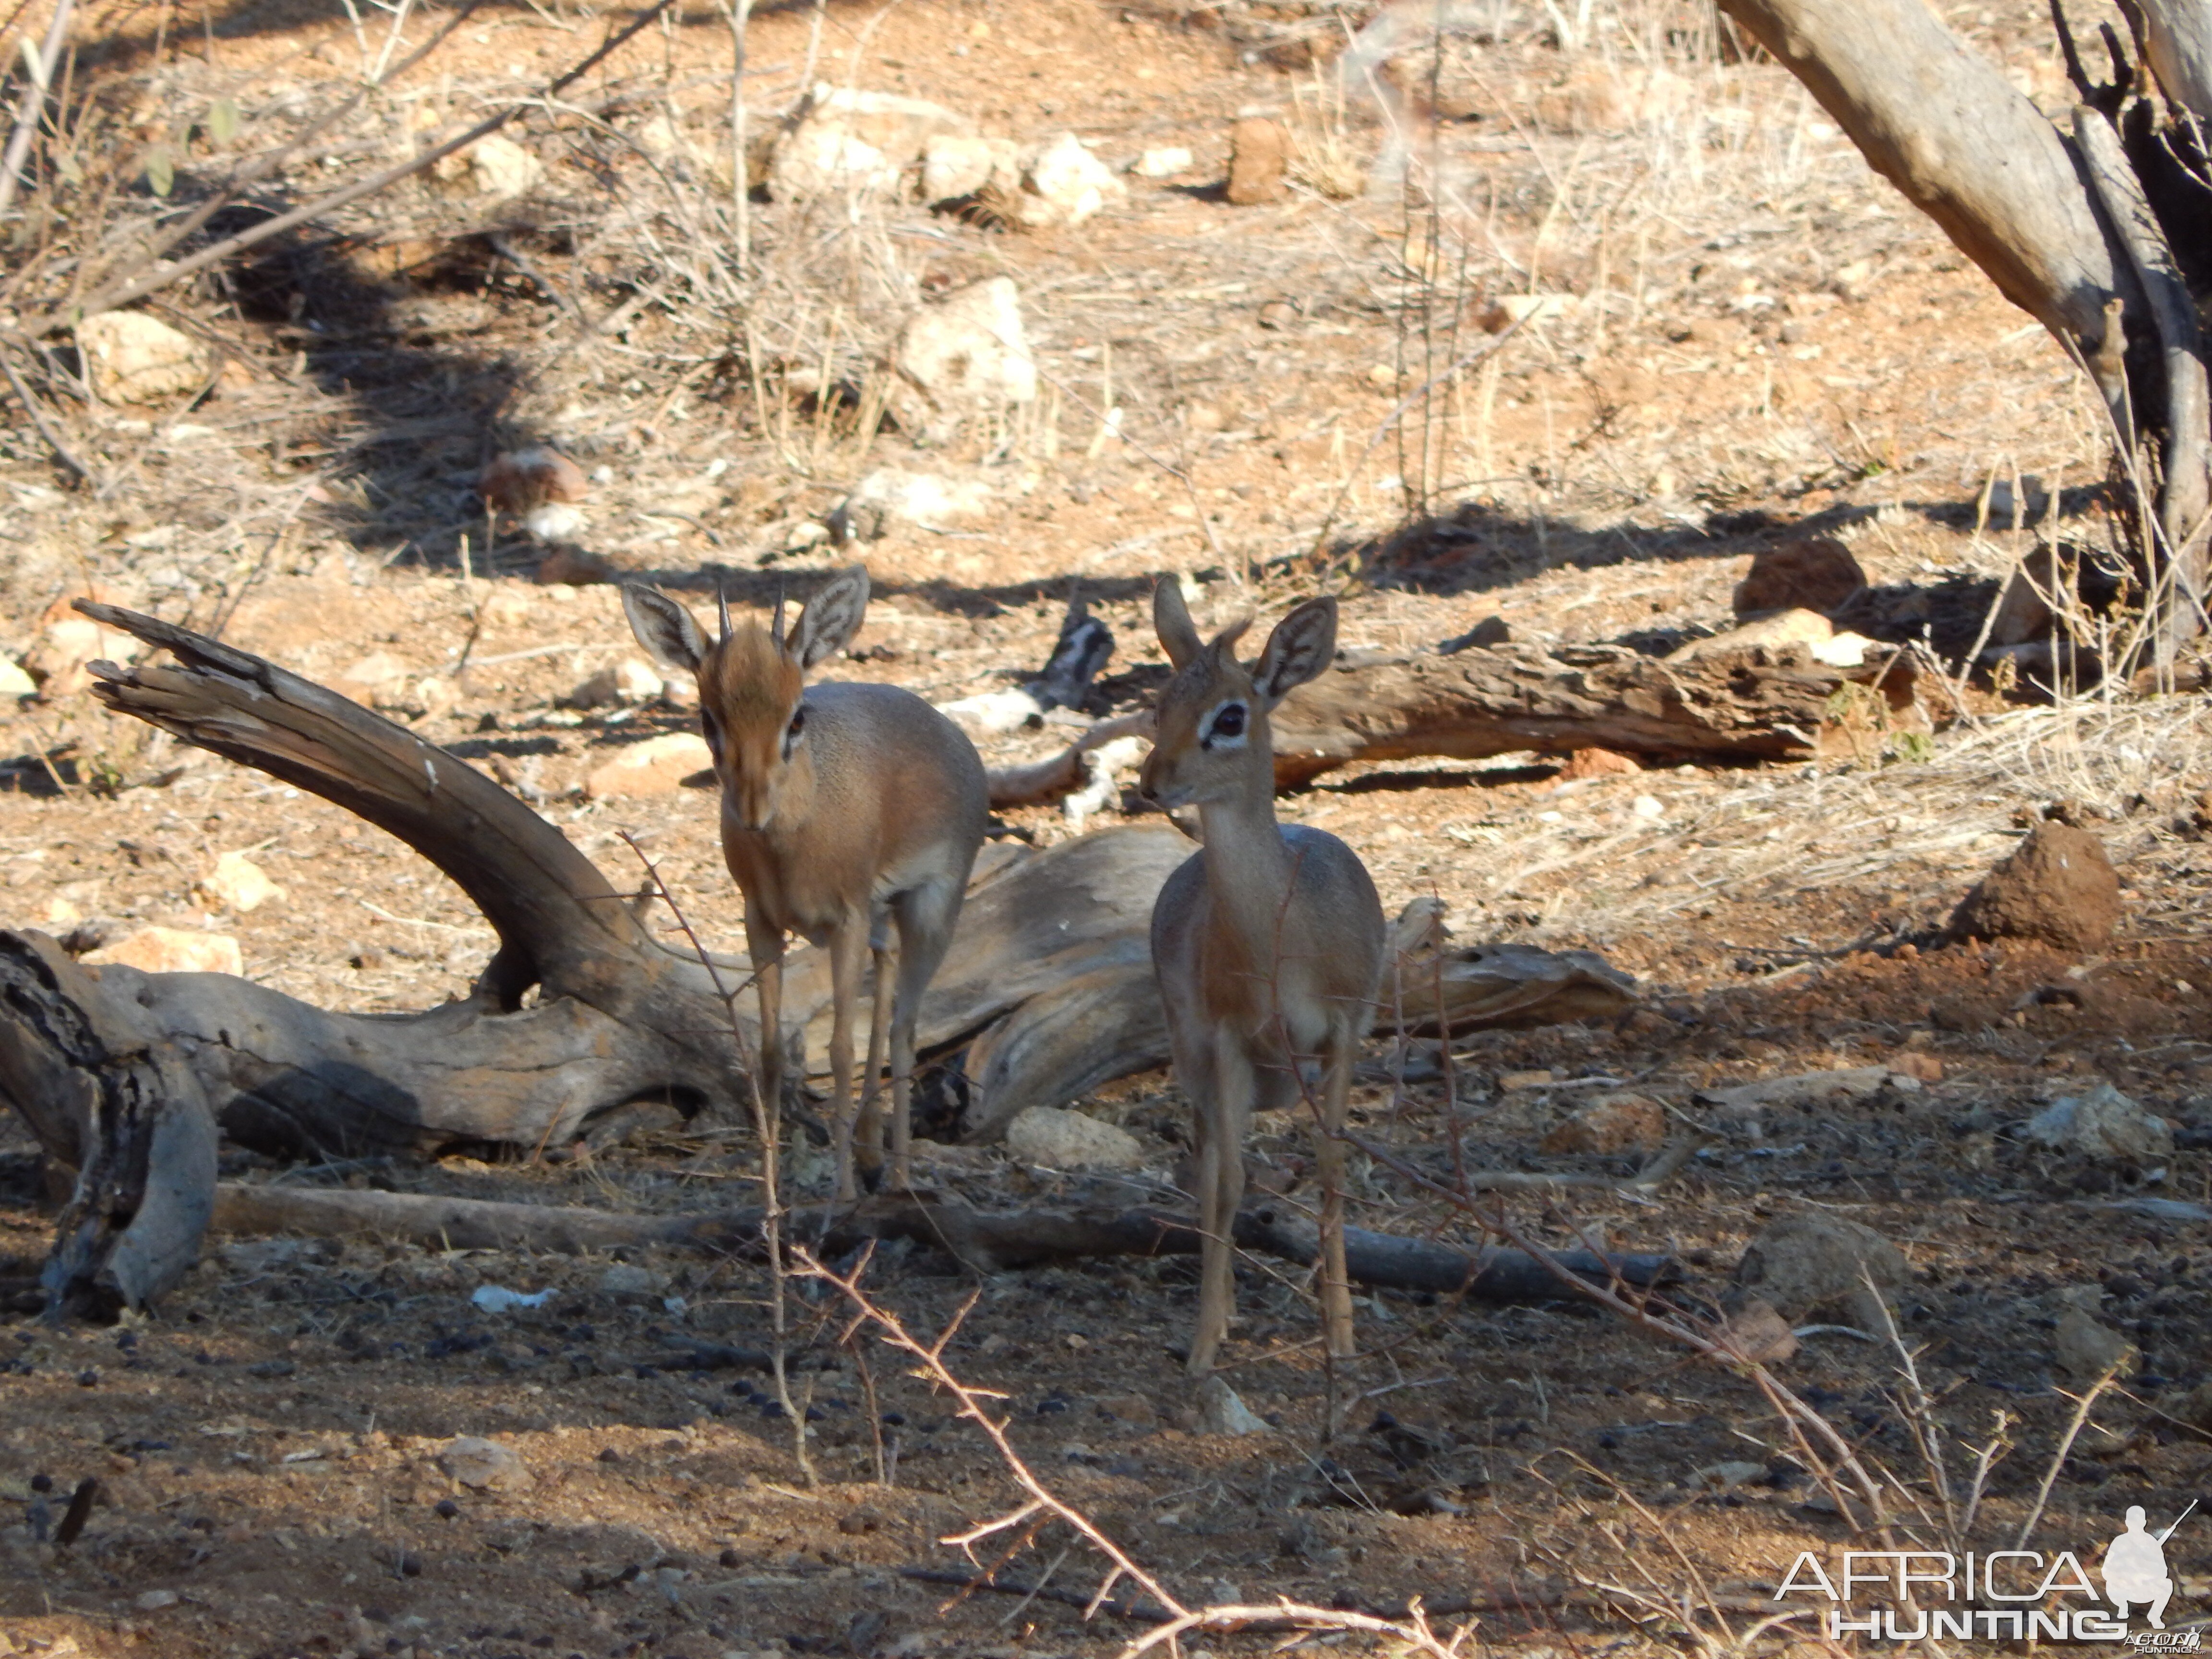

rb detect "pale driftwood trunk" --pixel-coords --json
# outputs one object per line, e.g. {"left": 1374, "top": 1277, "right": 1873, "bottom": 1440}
{"left": 1715, "top": 0, "right": 2212, "bottom": 662}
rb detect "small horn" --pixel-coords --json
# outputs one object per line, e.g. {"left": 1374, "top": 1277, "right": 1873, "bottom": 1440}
{"left": 772, "top": 580, "right": 787, "bottom": 649}
{"left": 717, "top": 578, "right": 733, "bottom": 644}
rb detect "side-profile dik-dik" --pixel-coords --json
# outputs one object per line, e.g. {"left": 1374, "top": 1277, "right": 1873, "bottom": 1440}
{"left": 1141, "top": 581, "right": 1386, "bottom": 1375}
{"left": 623, "top": 567, "right": 987, "bottom": 1197}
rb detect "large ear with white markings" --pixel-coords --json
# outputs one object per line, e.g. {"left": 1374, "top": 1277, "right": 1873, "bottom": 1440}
{"left": 622, "top": 584, "right": 706, "bottom": 673}
{"left": 1250, "top": 597, "right": 1337, "bottom": 708}
{"left": 788, "top": 565, "right": 870, "bottom": 670}
{"left": 1153, "top": 576, "right": 1203, "bottom": 669}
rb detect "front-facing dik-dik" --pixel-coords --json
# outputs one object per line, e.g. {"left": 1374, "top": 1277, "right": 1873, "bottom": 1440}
{"left": 1142, "top": 582, "right": 1385, "bottom": 1375}
{"left": 623, "top": 567, "right": 987, "bottom": 1197}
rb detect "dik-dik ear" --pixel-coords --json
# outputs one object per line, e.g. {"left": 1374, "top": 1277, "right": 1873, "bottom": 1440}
{"left": 787, "top": 564, "right": 870, "bottom": 670}
{"left": 1250, "top": 597, "right": 1337, "bottom": 708}
{"left": 622, "top": 584, "right": 706, "bottom": 673}
{"left": 1153, "top": 576, "right": 1204, "bottom": 669}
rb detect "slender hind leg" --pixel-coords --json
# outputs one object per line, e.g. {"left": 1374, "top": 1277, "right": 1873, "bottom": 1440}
{"left": 1315, "top": 1012, "right": 1358, "bottom": 1360}
{"left": 1189, "top": 1031, "right": 1254, "bottom": 1377}
{"left": 886, "top": 878, "right": 962, "bottom": 1191}
{"left": 863, "top": 938, "right": 898, "bottom": 1185}
{"left": 826, "top": 917, "right": 870, "bottom": 1198}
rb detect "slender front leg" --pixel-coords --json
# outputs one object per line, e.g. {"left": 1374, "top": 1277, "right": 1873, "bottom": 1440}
{"left": 745, "top": 921, "right": 786, "bottom": 1135}
{"left": 1188, "top": 1030, "right": 1255, "bottom": 1377}
{"left": 827, "top": 917, "right": 870, "bottom": 1198}
{"left": 1315, "top": 1015, "right": 1358, "bottom": 1361}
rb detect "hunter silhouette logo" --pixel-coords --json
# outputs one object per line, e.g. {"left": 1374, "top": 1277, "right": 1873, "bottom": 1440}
{"left": 1775, "top": 1501, "right": 2199, "bottom": 1643}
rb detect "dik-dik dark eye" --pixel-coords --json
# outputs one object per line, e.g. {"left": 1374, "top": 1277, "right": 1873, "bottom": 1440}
{"left": 1203, "top": 701, "right": 1247, "bottom": 747}
{"left": 782, "top": 704, "right": 806, "bottom": 759}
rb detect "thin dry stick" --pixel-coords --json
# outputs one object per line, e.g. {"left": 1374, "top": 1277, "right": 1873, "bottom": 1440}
{"left": 0, "top": 0, "right": 73, "bottom": 220}
{"left": 619, "top": 829, "right": 812, "bottom": 1487}
{"left": 793, "top": 1247, "right": 1189, "bottom": 1623}
{"left": 29, "top": 0, "right": 678, "bottom": 332}
{"left": 2012, "top": 1360, "right": 2124, "bottom": 1550}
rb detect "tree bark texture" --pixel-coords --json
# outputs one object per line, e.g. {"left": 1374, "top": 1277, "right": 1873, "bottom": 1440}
{"left": 1715, "top": 0, "right": 2212, "bottom": 658}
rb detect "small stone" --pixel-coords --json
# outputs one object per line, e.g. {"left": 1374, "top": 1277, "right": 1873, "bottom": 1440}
{"left": 533, "top": 547, "right": 615, "bottom": 585}
{"left": 2055, "top": 1304, "right": 2137, "bottom": 1380}
{"left": 597, "top": 1262, "right": 661, "bottom": 1297}
{"left": 1732, "top": 538, "right": 1867, "bottom": 618}
{"left": 1949, "top": 822, "right": 2120, "bottom": 953}
{"left": 77, "top": 311, "right": 213, "bottom": 405}
{"left": 432, "top": 132, "right": 542, "bottom": 199}
{"left": 833, "top": 469, "right": 993, "bottom": 541}
{"left": 0, "top": 657, "right": 33, "bottom": 698}
{"left": 565, "top": 659, "right": 664, "bottom": 709}
{"left": 1891, "top": 1051, "right": 1943, "bottom": 1083}
{"left": 1718, "top": 1298, "right": 1799, "bottom": 1364}
{"left": 1003, "top": 1106, "right": 1144, "bottom": 1171}
{"left": 583, "top": 733, "right": 715, "bottom": 800}
{"left": 434, "top": 1434, "right": 531, "bottom": 1492}
{"left": 1555, "top": 746, "right": 1640, "bottom": 781}
{"left": 414, "top": 675, "right": 458, "bottom": 720}
{"left": 1015, "top": 132, "right": 1126, "bottom": 227}
{"left": 194, "top": 852, "right": 284, "bottom": 914}
{"left": 2022, "top": 1082, "right": 2172, "bottom": 1162}
{"left": 1690, "top": 1460, "right": 1768, "bottom": 1491}
{"left": 1540, "top": 1092, "right": 1665, "bottom": 1156}
{"left": 1498, "top": 1070, "right": 1554, "bottom": 1090}
{"left": 335, "top": 651, "right": 415, "bottom": 708}
{"left": 1477, "top": 293, "right": 1576, "bottom": 331}
{"left": 1732, "top": 1211, "right": 1908, "bottom": 1330}
{"left": 1094, "top": 1392, "right": 1158, "bottom": 1427}
{"left": 1194, "top": 1375, "right": 1267, "bottom": 1436}
{"left": 1256, "top": 300, "right": 1298, "bottom": 331}
{"left": 920, "top": 132, "right": 1016, "bottom": 202}
{"left": 890, "top": 278, "right": 1036, "bottom": 442}
{"left": 135, "top": 1589, "right": 180, "bottom": 1611}
{"left": 1134, "top": 145, "right": 1193, "bottom": 177}
{"left": 1226, "top": 117, "right": 1289, "bottom": 204}
{"left": 767, "top": 84, "right": 973, "bottom": 199}
{"left": 86, "top": 927, "right": 243, "bottom": 976}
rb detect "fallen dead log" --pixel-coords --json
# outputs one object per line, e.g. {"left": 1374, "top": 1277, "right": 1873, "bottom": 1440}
{"left": 1268, "top": 637, "right": 1923, "bottom": 787}
{"left": 210, "top": 1182, "right": 1677, "bottom": 1296}
{"left": 4, "top": 604, "right": 1638, "bottom": 1313}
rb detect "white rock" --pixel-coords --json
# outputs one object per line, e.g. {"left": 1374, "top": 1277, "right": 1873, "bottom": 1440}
{"left": 1810, "top": 631, "right": 1876, "bottom": 668}
{"left": 2055, "top": 1303, "right": 2137, "bottom": 1379}
{"left": 1194, "top": 1374, "right": 1268, "bottom": 1436}
{"left": 1133, "top": 145, "right": 1194, "bottom": 177}
{"left": 2023, "top": 1082, "right": 2173, "bottom": 1162}
{"left": 922, "top": 132, "right": 1017, "bottom": 202}
{"left": 336, "top": 651, "right": 415, "bottom": 708}
{"left": 841, "top": 468, "right": 994, "bottom": 537}
{"left": 433, "top": 132, "right": 542, "bottom": 199}
{"left": 77, "top": 311, "right": 213, "bottom": 405}
{"left": 1016, "top": 132, "right": 1127, "bottom": 228}
{"left": 415, "top": 675, "right": 458, "bottom": 720}
{"left": 86, "top": 927, "right": 244, "bottom": 976}
{"left": 0, "top": 656, "right": 36, "bottom": 699}
{"left": 195, "top": 851, "right": 285, "bottom": 914}
{"left": 135, "top": 1589, "right": 180, "bottom": 1611}
{"left": 769, "top": 84, "right": 973, "bottom": 199}
{"left": 1629, "top": 793, "right": 1664, "bottom": 820}
{"left": 598, "top": 1262, "right": 662, "bottom": 1296}
{"left": 892, "top": 278, "right": 1035, "bottom": 439}
{"left": 1003, "top": 1105, "right": 1144, "bottom": 1171}
{"left": 566, "top": 659, "right": 664, "bottom": 709}
{"left": 583, "top": 732, "right": 714, "bottom": 799}
{"left": 938, "top": 687, "right": 1046, "bottom": 734}
{"left": 435, "top": 1434, "right": 532, "bottom": 1491}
